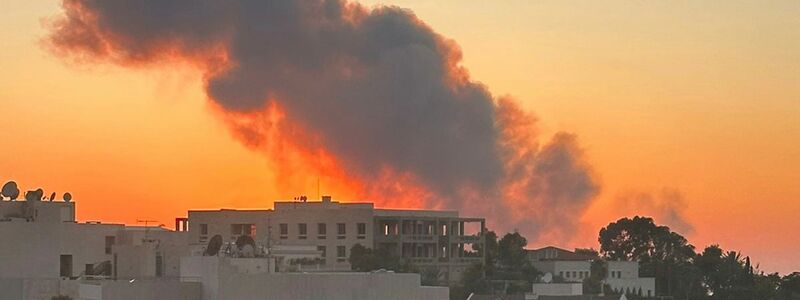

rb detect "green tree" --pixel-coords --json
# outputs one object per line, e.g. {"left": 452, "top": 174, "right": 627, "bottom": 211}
{"left": 599, "top": 216, "right": 699, "bottom": 298}
{"left": 348, "top": 243, "right": 414, "bottom": 273}
{"left": 497, "top": 232, "right": 528, "bottom": 267}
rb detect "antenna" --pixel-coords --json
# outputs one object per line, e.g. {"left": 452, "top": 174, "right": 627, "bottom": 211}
{"left": 317, "top": 177, "right": 320, "bottom": 200}
{"left": 1, "top": 181, "right": 20, "bottom": 200}
{"left": 136, "top": 219, "right": 158, "bottom": 242}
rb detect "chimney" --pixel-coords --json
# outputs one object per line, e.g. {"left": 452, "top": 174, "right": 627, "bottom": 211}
{"left": 321, "top": 195, "right": 332, "bottom": 204}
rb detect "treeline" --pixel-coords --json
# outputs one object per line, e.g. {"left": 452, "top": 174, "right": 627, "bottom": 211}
{"left": 349, "top": 216, "right": 800, "bottom": 300}
{"left": 594, "top": 216, "right": 800, "bottom": 300}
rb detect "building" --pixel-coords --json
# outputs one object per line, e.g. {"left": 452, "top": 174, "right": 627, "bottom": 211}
{"left": 527, "top": 246, "right": 655, "bottom": 298}
{"left": 185, "top": 195, "right": 486, "bottom": 283}
{"left": 0, "top": 192, "right": 469, "bottom": 299}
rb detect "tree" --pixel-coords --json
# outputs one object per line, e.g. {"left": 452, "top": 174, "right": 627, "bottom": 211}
{"left": 498, "top": 232, "right": 528, "bottom": 267}
{"left": 778, "top": 272, "right": 800, "bottom": 299}
{"left": 599, "top": 216, "right": 698, "bottom": 298}
{"left": 348, "top": 243, "right": 414, "bottom": 273}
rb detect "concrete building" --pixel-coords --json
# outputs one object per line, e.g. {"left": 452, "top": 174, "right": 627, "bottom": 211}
{"left": 0, "top": 194, "right": 465, "bottom": 299}
{"left": 185, "top": 196, "right": 486, "bottom": 283}
{"left": 527, "top": 246, "right": 655, "bottom": 298}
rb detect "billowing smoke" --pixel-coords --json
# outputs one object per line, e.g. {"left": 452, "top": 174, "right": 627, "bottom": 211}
{"left": 45, "top": 0, "right": 599, "bottom": 241}
{"left": 615, "top": 188, "right": 694, "bottom": 234}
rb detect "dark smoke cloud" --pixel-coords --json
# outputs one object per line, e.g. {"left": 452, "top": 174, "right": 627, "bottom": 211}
{"left": 616, "top": 188, "right": 694, "bottom": 234}
{"left": 45, "top": 0, "right": 600, "bottom": 241}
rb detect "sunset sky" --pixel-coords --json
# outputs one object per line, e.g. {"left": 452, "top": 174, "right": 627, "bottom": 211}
{"left": 1, "top": 1, "right": 798, "bottom": 274}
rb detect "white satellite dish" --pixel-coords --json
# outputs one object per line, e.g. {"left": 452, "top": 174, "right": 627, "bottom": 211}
{"left": 542, "top": 272, "right": 553, "bottom": 283}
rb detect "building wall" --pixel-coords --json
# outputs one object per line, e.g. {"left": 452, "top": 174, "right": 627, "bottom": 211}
{"left": 607, "top": 261, "right": 639, "bottom": 279}
{"left": 532, "top": 261, "right": 591, "bottom": 282}
{"left": 188, "top": 200, "right": 374, "bottom": 271}
{"left": 531, "top": 283, "right": 583, "bottom": 296}
{"left": 607, "top": 278, "right": 656, "bottom": 297}
{"left": 79, "top": 279, "right": 202, "bottom": 300}
{"left": 0, "top": 220, "right": 123, "bottom": 279}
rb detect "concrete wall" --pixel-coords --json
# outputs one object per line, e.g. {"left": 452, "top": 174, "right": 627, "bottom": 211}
{"left": 607, "top": 278, "right": 655, "bottom": 297}
{"left": 607, "top": 261, "right": 639, "bottom": 279}
{"left": 531, "top": 283, "right": 583, "bottom": 296}
{"left": 78, "top": 280, "right": 202, "bottom": 300}
{"left": 0, "top": 278, "right": 80, "bottom": 300}
{"left": 0, "top": 221, "right": 123, "bottom": 279}
{"left": 216, "top": 272, "right": 445, "bottom": 300}
{"left": 532, "top": 261, "right": 591, "bottom": 282}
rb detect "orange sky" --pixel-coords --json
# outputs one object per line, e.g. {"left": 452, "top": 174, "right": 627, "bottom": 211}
{"left": 1, "top": 1, "right": 798, "bottom": 273}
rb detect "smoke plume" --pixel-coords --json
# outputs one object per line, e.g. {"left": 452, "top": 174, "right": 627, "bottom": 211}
{"left": 45, "top": 0, "right": 600, "bottom": 241}
{"left": 616, "top": 188, "right": 694, "bottom": 234}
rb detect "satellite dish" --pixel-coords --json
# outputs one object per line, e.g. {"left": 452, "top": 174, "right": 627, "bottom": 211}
{"left": 204, "top": 234, "right": 223, "bottom": 256}
{"left": 25, "top": 188, "right": 43, "bottom": 202}
{"left": 49, "top": 192, "right": 56, "bottom": 201}
{"left": 63, "top": 192, "right": 72, "bottom": 202}
{"left": 1, "top": 181, "right": 20, "bottom": 200}
{"left": 542, "top": 272, "right": 553, "bottom": 283}
{"left": 235, "top": 235, "right": 256, "bottom": 250}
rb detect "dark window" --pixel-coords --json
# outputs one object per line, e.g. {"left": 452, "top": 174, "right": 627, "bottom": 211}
{"left": 155, "top": 252, "right": 163, "bottom": 277}
{"left": 85, "top": 264, "right": 93, "bottom": 276}
{"left": 318, "top": 246, "right": 327, "bottom": 257}
{"left": 357, "top": 223, "right": 366, "bottom": 235}
{"left": 337, "top": 246, "right": 346, "bottom": 261}
{"left": 279, "top": 223, "right": 288, "bottom": 235}
{"left": 299, "top": 223, "right": 307, "bottom": 236}
{"left": 337, "top": 223, "right": 346, "bottom": 235}
{"left": 318, "top": 223, "right": 326, "bottom": 235}
{"left": 105, "top": 236, "right": 116, "bottom": 254}
{"left": 200, "top": 224, "right": 208, "bottom": 235}
{"left": 60, "top": 254, "right": 73, "bottom": 277}
{"left": 231, "top": 224, "right": 256, "bottom": 236}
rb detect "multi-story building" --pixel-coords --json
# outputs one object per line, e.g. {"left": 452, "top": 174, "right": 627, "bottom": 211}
{"left": 184, "top": 196, "right": 486, "bottom": 283}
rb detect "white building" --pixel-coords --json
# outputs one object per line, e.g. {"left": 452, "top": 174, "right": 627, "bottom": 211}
{"left": 0, "top": 193, "right": 462, "bottom": 299}
{"left": 527, "top": 246, "right": 655, "bottom": 298}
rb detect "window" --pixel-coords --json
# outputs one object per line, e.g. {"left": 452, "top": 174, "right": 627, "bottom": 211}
{"left": 318, "top": 245, "right": 327, "bottom": 264}
{"left": 231, "top": 224, "right": 256, "bottom": 236}
{"left": 337, "top": 223, "right": 346, "bottom": 239}
{"left": 559, "top": 271, "right": 564, "bottom": 278}
{"left": 572, "top": 271, "right": 576, "bottom": 278}
{"left": 299, "top": 223, "right": 308, "bottom": 237}
{"left": 155, "top": 252, "right": 163, "bottom": 277}
{"left": 200, "top": 224, "right": 208, "bottom": 235}
{"left": 105, "top": 236, "right": 115, "bottom": 254}
{"left": 337, "top": 246, "right": 346, "bottom": 262}
{"left": 280, "top": 223, "right": 288, "bottom": 235}
{"left": 318, "top": 223, "right": 327, "bottom": 239}
{"left": 357, "top": 223, "right": 366, "bottom": 235}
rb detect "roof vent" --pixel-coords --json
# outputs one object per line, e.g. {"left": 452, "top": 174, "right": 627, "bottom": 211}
{"left": 321, "top": 195, "right": 332, "bottom": 204}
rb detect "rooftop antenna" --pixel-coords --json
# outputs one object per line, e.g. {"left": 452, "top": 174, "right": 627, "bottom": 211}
{"left": 1, "top": 181, "right": 20, "bottom": 201}
{"left": 317, "top": 177, "right": 320, "bottom": 200}
{"left": 136, "top": 219, "right": 158, "bottom": 242}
